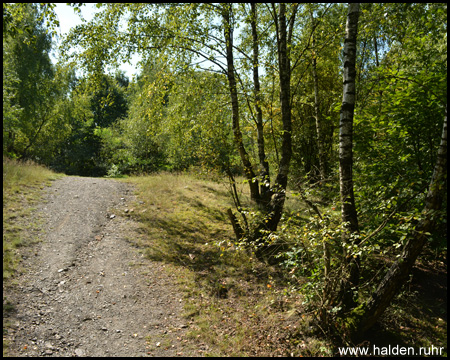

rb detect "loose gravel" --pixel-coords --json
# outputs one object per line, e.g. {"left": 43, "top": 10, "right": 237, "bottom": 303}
{"left": 3, "top": 176, "right": 197, "bottom": 357}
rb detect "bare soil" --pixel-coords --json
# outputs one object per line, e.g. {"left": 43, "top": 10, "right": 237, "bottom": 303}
{"left": 3, "top": 176, "right": 196, "bottom": 357}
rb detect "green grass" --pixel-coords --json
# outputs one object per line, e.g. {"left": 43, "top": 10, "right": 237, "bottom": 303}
{"left": 3, "top": 157, "right": 64, "bottom": 279}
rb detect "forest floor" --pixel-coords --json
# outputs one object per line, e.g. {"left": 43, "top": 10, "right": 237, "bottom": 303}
{"left": 3, "top": 176, "right": 198, "bottom": 357}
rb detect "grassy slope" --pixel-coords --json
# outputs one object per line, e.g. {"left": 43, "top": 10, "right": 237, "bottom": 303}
{"left": 120, "top": 173, "right": 334, "bottom": 356}
{"left": 122, "top": 172, "right": 447, "bottom": 356}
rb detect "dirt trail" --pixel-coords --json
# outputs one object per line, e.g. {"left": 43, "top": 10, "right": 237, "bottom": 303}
{"left": 4, "top": 176, "right": 196, "bottom": 357}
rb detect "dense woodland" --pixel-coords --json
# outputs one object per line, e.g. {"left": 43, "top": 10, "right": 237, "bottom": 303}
{"left": 3, "top": 3, "right": 447, "bottom": 342}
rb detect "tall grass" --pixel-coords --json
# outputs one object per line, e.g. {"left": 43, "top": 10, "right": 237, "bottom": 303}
{"left": 3, "top": 156, "right": 61, "bottom": 193}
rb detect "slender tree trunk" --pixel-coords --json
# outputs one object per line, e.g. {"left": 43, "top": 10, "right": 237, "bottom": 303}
{"left": 269, "top": 70, "right": 280, "bottom": 165}
{"left": 244, "top": 4, "right": 297, "bottom": 262}
{"left": 355, "top": 105, "right": 447, "bottom": 335}
{"left": 222, "top": 5, "right": 260, "bottom": 203}
{"left": 309, "top": 7, "right": 326, "bottom": 180}
{"left": 226, "top": 167, "right": 249, "bottom": 230}
{"left": 265, "top": 3, "right": 293, "bottom": 232}
{"left": 251, "top": 3, "right": 271, "bottom": 206}
{"left": 19, "top": 111, "right": 49, "bottom": 160}
{"left": 373, "top": 33, "right": 383, "bottom": 110}
{"left": 338, "top": 3, "right": 360, "bottom": 310}
{"left": 225, "top": 4, "right": 296, "bottom": 252}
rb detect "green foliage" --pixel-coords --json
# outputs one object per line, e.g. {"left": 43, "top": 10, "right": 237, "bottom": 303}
{"left": 97, "top": 60, "right": 170, "bottom": 174}
{"left": 3, "top": 3, "right": 69, "bottom": 40}
{"left": 3, "top": 4, "right": 57, "bottom": 160}
{"left": 289, "top": 4, "right": 346, "bottom": 181}
{"left": 276, "top": 207, "right": 343, "bottom": 305}
{"left": 353, "top": 2, "right": 447, "bottom": 255}
{"left": 52, "top": 72, "right": 129, "bottom": 176}
{"left": 2, "top": 45, "right": 23, "bottom": 157}
{"left": 163, "top": 70, "right": 236, "bottom": 172}
{"left": 94, "top": 60, "right": 239, "bottom": 175}
{"left": 105, "top": 163, "right": 122, "bottom": 178}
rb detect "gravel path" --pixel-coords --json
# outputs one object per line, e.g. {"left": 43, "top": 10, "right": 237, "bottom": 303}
{"left": 4, "top": 176, "right": 196, "bottom": 357}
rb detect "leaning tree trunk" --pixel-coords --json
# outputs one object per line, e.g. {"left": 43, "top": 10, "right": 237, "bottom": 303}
{"left": 354, "top": 105, "right": 447, "bottom": 336}
{"left": 338, "top": 3, "right": 360, "bottom": 310}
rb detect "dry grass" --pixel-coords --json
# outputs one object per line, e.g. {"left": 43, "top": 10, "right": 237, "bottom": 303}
{"left": 120, "top": 172, "right": 332, "bottom": 356}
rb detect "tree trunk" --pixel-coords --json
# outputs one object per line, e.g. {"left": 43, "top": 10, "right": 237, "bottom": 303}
{"left": 309, "top": 7, "right": 326, "bottom": 180}
{"left": 222, "top": 4, "right": 260, "bottom": 203}
{"left": 338, "top": 3, "right": 360, "bottom": 310}
{"left": 251, "top": 3, "right": 271, "bottom": 206}
{"left": 355, "top": 105, "right": 447, "bottom": 335}
{"left": 227, "top": 208, "right": 244, "bottom": 241}
{"left": 265, "top": 3, "right": 294, "bottom": 232}
{"left": 224, "top": 4, "right": 296, "bottom": 256}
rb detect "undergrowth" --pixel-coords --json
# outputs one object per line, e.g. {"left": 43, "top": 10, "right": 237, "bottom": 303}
{"left": 3, "top": 162, "right": 444, "bottom": 356}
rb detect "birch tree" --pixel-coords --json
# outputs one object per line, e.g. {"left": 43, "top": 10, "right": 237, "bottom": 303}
{"left": 338, "top": 3, "right": 360, "bottom": 309}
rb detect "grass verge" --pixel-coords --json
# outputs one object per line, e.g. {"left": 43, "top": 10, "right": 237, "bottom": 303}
{"left": 3, "top": 157, "right": 64, "bottom": 279}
